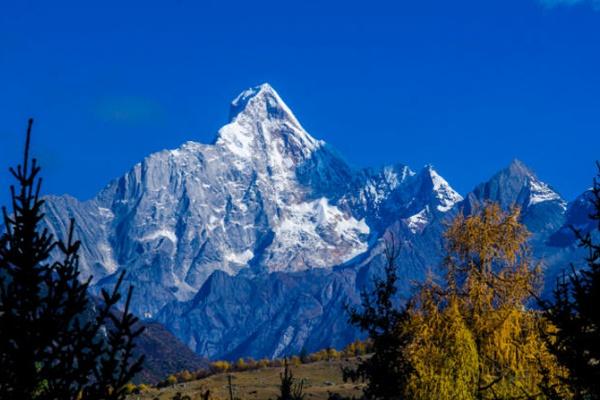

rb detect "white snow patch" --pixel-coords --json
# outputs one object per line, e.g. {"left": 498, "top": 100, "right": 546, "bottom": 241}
{"left": 272, "top": 198, "right": 370, "bottom": 269}
{"left": 272, "top": 325, "right": 295, "bottom": 359}
{"left": 361, "top": 166, "right": 415, "bottom": 208}
{"left": 405, "top": 207, "right": 430, "bottom": 234}
{"left": 224, "top": 249, "right": 254, "bottom": 265}
{"left": 140, "top": 229, "right": 178, "bottom": 244}
{"left": 170, "top": 273, "right": 197, "bottom": 301}
{"left": 170, "top": 149, "right": 182, "bottom": 158}
{"left": 98, "top": 243, "right": 119, "bottom": 274}
{"left": 217, "top": 123, "right": 254, "bottom": 159}
{"left": 97, "top": 207, "right": 114, "bottom": 219}
{"left": 528, "top": 179, "right": 565, "bottom": 208}
{"left": 429, "top": 168, "right": 463, "bottom": 212}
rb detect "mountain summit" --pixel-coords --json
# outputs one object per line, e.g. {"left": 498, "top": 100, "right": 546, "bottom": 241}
{"left": 43, "top": 84, "right": 375, "bottom": 317}
{"left": 465, "top": 159, "right": 565, "bottom": 212}
{"left": 217, "top": 83, "right": 321, "bottom": 162}
{"left": 39, "top": 84, "right": 584, "bottom": 359}
{"left": 228, "top": 83, "right": 302, "bottom": 127}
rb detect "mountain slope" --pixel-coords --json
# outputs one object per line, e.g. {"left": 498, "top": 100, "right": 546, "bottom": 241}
{"left": 463, "top": 159, "right": 567, "bottom": 239}
{"left": 43, "top": 84, "right": 459, "bottom": 319}
{"left": 135, "top": 321, "right": 208, "bottom": 384}
{"left": 459, "top": 159, "right": 591, "bottom": 295}
{"left": 157, "top": 269, "right": 361, "bottom": 360}
{"left": 40, "top": 84, "right": 591, "bottom": 360}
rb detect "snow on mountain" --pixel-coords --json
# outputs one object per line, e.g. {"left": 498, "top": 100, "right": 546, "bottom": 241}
{"left": 270, "top": 197, "right": 370, "bottom": 271}
{"left": 37, "top": 85, "right": 586, "bottom": 360}
{"left": 41, "top": 84, "right": 383, "bottom": 317}
{"left": 341, "top": 163, "right": 461, "bottom": 234}
{"left": 528, "top": 177, "right": 565, "bottom": 208}
{"left": 218, "top": 83, "right": 321, "bottom": 161}
{"left": 404, "top": 207, "right": 430, "bottom": 234}
{"left": 457, "top": 159, "right": 583, "bottom": 298}
{"left": 427, "top": 166, "right": 463, "bottom": 212}
{"left": 356, "top": 165, "right": 415, "bottom": 210}
{"left": 464, "top": 159, "right": 566, "bottom": 216}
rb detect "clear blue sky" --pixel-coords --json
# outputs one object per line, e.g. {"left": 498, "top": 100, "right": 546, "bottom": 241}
{"left": 1, "top": 0, "right": 599, "bottom": 205}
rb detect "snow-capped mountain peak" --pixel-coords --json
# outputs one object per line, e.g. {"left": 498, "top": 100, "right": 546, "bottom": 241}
{"left": 506, "top": 159, "right": 565, "bottom": 209}
{"left": 466, "top": 159, "right": 565, "bottom": 210}
{"left": 422, "top": 165, "right": 463, "bottom": 212}
{"left": 216, "top": 83, "right": 322, "bottom": 162}
{"left": 43, "top": 83, "right": 370, "bottom": 317}
{"left": 37, "top": 84, "right": 583, "bottom": 361}
{"left": 229, "top": 83, "right": 300, "bottom": 127}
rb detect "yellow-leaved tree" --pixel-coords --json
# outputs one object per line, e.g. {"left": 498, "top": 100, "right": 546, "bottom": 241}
{"left": 406, "top": 203, "right": 569, "bottom": 399}
{"left": 405, "top": 283, "right": 479, "bottom": 400}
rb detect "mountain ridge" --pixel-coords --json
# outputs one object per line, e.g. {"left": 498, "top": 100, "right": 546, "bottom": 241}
{"left": 37, "top": 83, "right": 591, "bottom": 359}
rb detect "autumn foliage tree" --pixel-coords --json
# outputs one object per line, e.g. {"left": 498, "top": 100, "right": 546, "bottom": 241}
{"left": 407, "top": 203, "right": 568, "bottom": 399}
{"left": 404, "top": 283, "right": 478, "bottom": 400}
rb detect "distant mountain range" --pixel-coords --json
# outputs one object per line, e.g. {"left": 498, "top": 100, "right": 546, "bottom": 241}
{"left": 40, "top": 83, "right": 592, "bottom": 361}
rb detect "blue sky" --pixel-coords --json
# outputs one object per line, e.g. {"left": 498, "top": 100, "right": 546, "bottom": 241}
{"left": 1, "top": 0, "right": 599, "bottom": 205}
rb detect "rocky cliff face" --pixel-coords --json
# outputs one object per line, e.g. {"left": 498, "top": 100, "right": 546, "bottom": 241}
{"left": 40, "top": 84, "right": 592, "bottom": 359}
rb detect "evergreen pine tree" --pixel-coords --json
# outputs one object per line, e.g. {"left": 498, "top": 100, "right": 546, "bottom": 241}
{"left": 542, "top": 163, "right": 600, "bottom": 399}
{"left": 299, "top": 347, "right": 309, "bottom": 364}
{"left": 345, "top": 236, "right": 413, "bottom": 400}
{"left": 0, "top": 119, "right": 144, "bottom": 400}
{"left": 277, "top": 358, "right": 305, "bottom": 400}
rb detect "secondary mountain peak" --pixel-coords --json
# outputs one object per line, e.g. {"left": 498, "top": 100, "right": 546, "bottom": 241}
{"left": 419, "top": 165, "right": 463, "bottom": 212}
{"left": 465, "top": 159, "right": 565, "bottom": 213}
{"left": 501, "top": 159, "right": 565, "bottom": 208}
{"left": 507, "top": 158, "right": 534, "bottom": 177}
